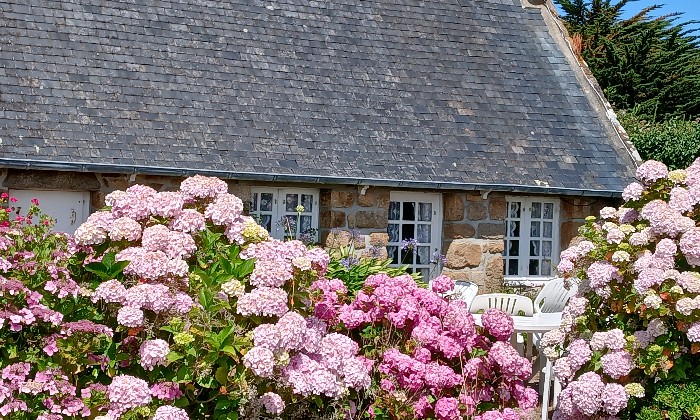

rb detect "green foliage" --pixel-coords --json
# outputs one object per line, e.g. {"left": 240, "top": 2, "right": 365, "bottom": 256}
{"left": 325, "top": 245, "right": 419, "bottom": 294}
{"left": 555, "top": 0, "right": 700, "bottom": 121}
{"left": 635, "top": 380, "right": 700, "bottom": 420}
{"left": 620, "top": 112, "right": 700, "bottom": 169}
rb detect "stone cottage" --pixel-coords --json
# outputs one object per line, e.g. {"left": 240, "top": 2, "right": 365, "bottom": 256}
{"left": 0, "top": 0, "right": 638, "bottom": 291}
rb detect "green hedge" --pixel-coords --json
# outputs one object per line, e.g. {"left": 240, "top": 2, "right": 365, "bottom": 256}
{"left": 620, "top": 113, "right": 700, "bottom": 170}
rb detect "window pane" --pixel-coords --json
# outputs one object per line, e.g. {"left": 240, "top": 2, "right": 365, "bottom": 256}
{"left": 388, "top": 224, "right": 399, "bottom": 243}
{"left": 543, "top": 222, "right": 553, "bottom": 238}
{"left": 542, "top": 241, "right": 552, "bottom": 257}
{"left": 508, "top": 240, "right": 519, "bottom": 256}
{"left": 417, "top": 246, "right": 430, "bottom": 264}
{"left": 418, "top": 203, "right": 432, "bottom": 221}
{"left": 388, "top": 246, "right": 398, "bottom": 264}
{"left": 508, "top": 221, "right": 520, "bottom": 237}
{"left": 530, "top": 221, "right": 540, "bottom": 237}
{"left": 284, "top": 215, "right": 297, "bottom": 233}
{"left": 389, "top": 202, "right": 401, "bottom": 220}
{"left": 530, "top": 240, "right": 540, "bottom": 256}
{"left": 252, "top": 193, "right": 258, "bottom": 212}
{"left": 260, "top": 193, "right": 273, "bottom": 211}
{"left": 285, "top": 194, "right": 299, "bottom": 212}
{"left": 529, "top": 259, "right": 540, "bottom": 275}
{"left": 531, "top": 202, "right": 542, "bottom": 219}
{"left": 508, "top": 259, "right": 519, "bottom": 275}
{"left": 542, "top": 260, "right": 552, "bottom": 276}
{"left": 543, "top": 203, "right": 554, "bottom": 219}
{"left": 509, "top": 202, "right": 521, "bottom": 218}
{"left": 260, "top": 215, "right": 272, "bottom": 232}
{"left": 417, "top": 268, "right": 430, "bottom": 279}
{"left": 300, "top": 215, "right": 312, "bottom": 234}
{"left": 403, "top": 202, "right": 416, "bottom": 220}
{"left": 417, "top": 224, "right": 431, "bottom": 243}
{"left": 402, "top": 224, "right": 415, "bottom": 241}
{"left": 400, "top": 249, "right": 415, "bottom": 265}
{"left": 301, "top": 194, "right": 314, "bottom": 212}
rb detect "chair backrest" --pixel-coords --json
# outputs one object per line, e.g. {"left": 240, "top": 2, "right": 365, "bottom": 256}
{"left": 469, "top": 293, "right": 534, "bottom": 316}
{"left": 453, "top": 281, "right": 479, "bottom": 308}
{"left": 533, "top": 278, "right": 578, "bottom": 313}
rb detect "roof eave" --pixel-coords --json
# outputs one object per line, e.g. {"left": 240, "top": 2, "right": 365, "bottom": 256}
{"left": 0, "top": 158, "right": 623, "bottom": 198}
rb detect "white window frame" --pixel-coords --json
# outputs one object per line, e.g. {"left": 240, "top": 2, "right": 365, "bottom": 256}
{"left": 503, "top": 196, "right": 560, "bottom": 283}
{"left": 249, "top": 188, "right": 319, "bottom": 241}
{"left": 387, "top": 192, "right": 443, "bottom": 280}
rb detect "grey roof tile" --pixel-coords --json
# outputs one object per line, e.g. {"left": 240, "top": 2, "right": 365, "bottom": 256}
{"left": 0, "top": 0, "right": 636, "bottom": 193}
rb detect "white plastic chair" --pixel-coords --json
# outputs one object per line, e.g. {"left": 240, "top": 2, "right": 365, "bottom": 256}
{"left": 468, "top": 293, "right": 534, "bottom": 316}
{"left": 533, "top": 278, "right": 578, "bottom": 313}
{"left": 453, "top": 281, "right": 479, "bottom": 308}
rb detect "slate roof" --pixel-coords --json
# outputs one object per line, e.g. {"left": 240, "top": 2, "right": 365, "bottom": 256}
{"left": 0, "top": 0, "right": 637, "bottom": 195}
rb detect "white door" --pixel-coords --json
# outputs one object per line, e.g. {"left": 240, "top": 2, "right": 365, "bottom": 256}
{"left": 8, "top": 190, "right": 91, "bottom": 234}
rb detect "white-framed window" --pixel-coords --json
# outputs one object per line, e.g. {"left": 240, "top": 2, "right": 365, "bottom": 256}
{"left": 387, "top": 192, "right": 443, "bottom": 280}
{"left": 7, "top": 190, "right": 91, "bottom": 235}
{"left": 249, "top": 188, "right": 319, "bottom": 241}
{"left": 503, "top": 197, "right": 560, "bottom": 280}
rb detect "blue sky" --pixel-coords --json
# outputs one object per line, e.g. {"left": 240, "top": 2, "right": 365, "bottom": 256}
{"left": 620, "top": 0, "right": 700, "bottom": 28}
{"left": 555, "top": 1, "right": 700, "bottom": 29}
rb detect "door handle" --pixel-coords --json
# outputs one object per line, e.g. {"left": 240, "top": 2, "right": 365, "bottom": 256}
{"left": 70, "top": 209, "right": 77, "bottom": 225}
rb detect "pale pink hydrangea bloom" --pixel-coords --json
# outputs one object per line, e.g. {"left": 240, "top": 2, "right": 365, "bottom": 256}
{"left": 622, "top": 182, "right": 645, "bottom": 201}
{"left": 92, "top": 279, "right": 126, "bottom": 304}
{"left": 107, "top": 375, "right": 152, "bottom": 416}
{"left": 276, "top": 311, "right": 308, "bottom": 351}
{"left": 601, "top": 350, "right": 634, "bottom": 379}
{"left": 74, "top": 222, "right": 108, "bottom": 246}
{"left": 205, "top": 194, "right": 244, "bottom": 225}
{"left": 669, "top": 186, "right": 695, "bottom": 212}
{"left": 242, "top": 346, "right": 275, "bottom": 378}
{"left": 153, "top": 405, "right": 189, "bottom": 420}
{"left": 169, "top": 209, "right": 206, "bottom": 233}
{"left": 148, "top": 192, "right": 185, "bottom": 218}
{"left": 601, "top": 383, "right": 629, "bottom": 415}
{"left": 569, "top": 371, "right": 605, "bottom": 416}
{"left": 236, "top": 287, "right": 289, "bottom": 317}
{"left": 259, "top": 392, "right": 285, "bottom": 415}
{"left": 139, "top": 339, "right": 170, "bottom": 371}
{"left": 636, "top": 160, "right": 669, "bottom": 183}
{"left": 687, "top": 322, "right": 700, "bottom": 342}
{"left": 116, "top": 306, "right": 144, "bottom": 327}
{"left": 108, "top": 217, "right": 142, "bottom": 242}
{"left": 111, "top": 185, "right": 157, "bottom": 220}
{"left": 677, "top": 271, "right": 700, "bottom": 293}
{"left": 599, "top": 207, "right": 617, "bottom": 219}
{"left": 179, "top": 175, "right": 228, "bottom": 200}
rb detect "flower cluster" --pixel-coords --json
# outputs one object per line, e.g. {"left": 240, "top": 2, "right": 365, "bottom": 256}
{"left": 546, "top": 159, "right": 700, "bottom": 419}
{"left": 331, "top": 273, "right": 536, "bottom": 419}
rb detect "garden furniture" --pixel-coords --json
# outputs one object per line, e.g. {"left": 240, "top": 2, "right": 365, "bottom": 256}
{"left": 472, "top": 312, "right": 563, "bottom": 420}
{"left": 468, "top": 293, "right": 535, "bottom": 316}
{"left": 533, "top": 278, "right": 577, "bottom": 313}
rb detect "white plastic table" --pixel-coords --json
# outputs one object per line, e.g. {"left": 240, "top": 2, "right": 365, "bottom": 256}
{"left": 472, "top": 312, "right": 563, "bottom": 420}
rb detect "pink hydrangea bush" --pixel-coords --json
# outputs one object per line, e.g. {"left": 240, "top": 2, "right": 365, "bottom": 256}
{"left": 545, "top": 159, "right": 700, "bottom": 419}
{"left": 69, "top": 175, "right": 369, "bottom": 419}
{"left": 314, "top": 273, "right": 538, "bottom": 419}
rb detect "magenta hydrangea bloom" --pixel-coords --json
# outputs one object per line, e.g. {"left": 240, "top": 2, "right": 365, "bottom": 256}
{"left": 431, "top": 275, "right": 454, "bottom": 294}
{"left": 481, "top": 308, "right": 514, "bottom": 341}
{"left": 434, "top": 397, "right": 460, "bottom": 420}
